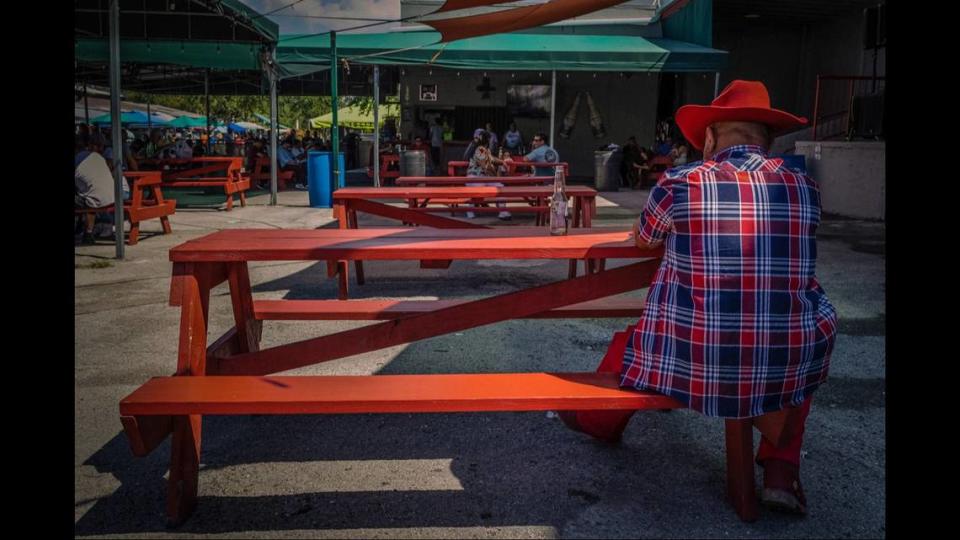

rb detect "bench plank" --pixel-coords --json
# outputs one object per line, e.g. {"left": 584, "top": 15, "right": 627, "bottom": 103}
{"left": 253, "top": 298, "right": 644, "bottom": 320}
{"left": 119, "top": 372, "right": 682, "bottom": 416}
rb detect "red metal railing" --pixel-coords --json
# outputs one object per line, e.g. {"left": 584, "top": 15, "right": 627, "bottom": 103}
{"left": 812, "top": 75, "right": 886, "bottom": 141}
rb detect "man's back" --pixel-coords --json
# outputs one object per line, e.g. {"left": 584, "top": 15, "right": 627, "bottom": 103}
{"left": 524, "top": 144, "right": 559, "bottom": 177}
{"left": 75, "top": 151, "right": 116, "bottom": 209}
{"left": 623, "top": 145, "right": 837, "bottom": 418}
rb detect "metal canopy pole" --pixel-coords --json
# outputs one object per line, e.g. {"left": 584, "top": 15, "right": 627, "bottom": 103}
{"left": 146, "top": 96, "right": 151, "bottom": 130}
{"left": 109, "top": 0, "right": 124, "bottom": 258}
{"left": 269, "top": 45, "right": 279, "bottom": 205}
{"left": 550, "top": 70, "right": 557, "bottom": 146}
{"left": 330, "top": 30, "right": 340, "bottom": 200}
{"left": 83, "top": 81, "right": 90, "bottom": 124}
{"left": 205, "top": 70, "right": 211, "bottom": 152}
{"left": 373, "top": 64, "right": 380, "bottom": 187}
{"left": 714, "top": 72, "right": 720, "bottom": 98}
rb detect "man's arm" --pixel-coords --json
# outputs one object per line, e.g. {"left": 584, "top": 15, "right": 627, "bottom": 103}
{"left": 633, "top": 216, "right": 664, "bottom": 249}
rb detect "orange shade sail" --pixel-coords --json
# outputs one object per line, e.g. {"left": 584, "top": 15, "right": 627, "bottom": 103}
{"left": 426, "top": 0, "right": 630, "bottom": 43}
{"left": 433, "top": 0, "right": 507, "bottom": 14}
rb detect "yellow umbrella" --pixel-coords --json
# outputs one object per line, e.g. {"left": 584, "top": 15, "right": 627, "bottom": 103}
{"left": 310, "top": 103, "right": 399, "bottom": 130}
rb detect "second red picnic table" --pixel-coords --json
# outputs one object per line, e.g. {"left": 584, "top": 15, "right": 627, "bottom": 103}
{"left": 332, "top": 185, "right": 600, "bottom": 288}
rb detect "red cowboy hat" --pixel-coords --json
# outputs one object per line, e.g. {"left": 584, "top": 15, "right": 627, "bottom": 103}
{"left": 675, "top": 80, "right": 808, "bottom": 151}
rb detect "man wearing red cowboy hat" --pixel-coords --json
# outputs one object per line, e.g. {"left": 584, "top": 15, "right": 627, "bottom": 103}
{"left": 561, "top": 80, "right": 838, "bottom": 516}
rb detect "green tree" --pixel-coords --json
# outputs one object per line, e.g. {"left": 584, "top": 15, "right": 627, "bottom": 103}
{"left": 127, "top": 91, "right": 336, "bottom": 129}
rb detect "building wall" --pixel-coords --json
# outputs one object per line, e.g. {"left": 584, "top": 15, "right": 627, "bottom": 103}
{"left": 714, "top": 23, "right": 805, "bottom": 113}
{"left": 794, "top": 11, "right": 869, "bottom": 120}
{"left": 400, "top": 67, "right": 660, "bottom": 178}
{"left": 715, "top": 9, "right": 876, "bottom": 121}
{"left": 795, "top": 141, "right": 885, "bottom": 220}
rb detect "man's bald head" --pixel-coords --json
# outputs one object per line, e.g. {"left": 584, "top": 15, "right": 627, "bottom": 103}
{"left": 702, "top": 121, "right": 771, "bottom": 158}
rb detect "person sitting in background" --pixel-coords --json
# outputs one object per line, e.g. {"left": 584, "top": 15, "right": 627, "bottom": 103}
{"left": 502, "top": 121, "right": 524, "bottom": 156}
{"left": 278, "top": 138, "right": 307, "bottom": 189}
{"left": 656, "top": 137, "right": 673, "bottom": 156}
{"left": 522, "top": 132, "right": 560, "bottom": 180}
{"left": 291, "top": 139, "right": 306, "bottom": 160}
{"left": 172, "top": 133, "right": 193, "bottom": 159}
{"left": 462, "top": 128, "right": 486, "bottom": 162}
{"left": 75, "top": 134, "right": 129, "bottom": 244}
{"left": 485, "top": 122, "right": 499, "bottom": 155}
{"left": 465, "top": 130, "right": 510, "bottom": 221}
{"left": 621, "top": 136, "right": 642, "bottom": 188}
{"left": 101, "top": 129, "right": 139, "bottom": 172}
{"left": 672, "top": 141, "right": 689, "bottom": 166}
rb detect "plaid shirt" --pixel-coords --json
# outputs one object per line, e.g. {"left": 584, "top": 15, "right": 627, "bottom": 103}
{"left": 622, "top": 145, "right": 838, "bottom": 418}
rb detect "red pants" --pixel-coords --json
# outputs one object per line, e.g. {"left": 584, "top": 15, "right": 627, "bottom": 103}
{"left": 562, "top": 328, "right": 811, "bottom": 466}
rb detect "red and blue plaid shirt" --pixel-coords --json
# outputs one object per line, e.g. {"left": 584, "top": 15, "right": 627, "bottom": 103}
{"left": 622, "top": 145, "right": 838, "bottom": 418}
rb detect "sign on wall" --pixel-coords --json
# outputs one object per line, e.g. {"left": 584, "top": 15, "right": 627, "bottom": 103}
{"left": 420, "top": 84, "right": 438, "bottom": 101}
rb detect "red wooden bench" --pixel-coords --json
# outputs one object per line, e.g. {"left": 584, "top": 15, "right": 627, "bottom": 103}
{"left": 446, "top": 160, "right": 469, "bottom": 176}
{"left": 507, "top": 160, "right": 570, "bottom": 176}
{"left": 248, "top": 155, "right": 295, "bottom": 190}
{"left": 74, "top": 171, "right": 176, "bottom": 245}
{"left": 367, "top": 153, "right": 401, "bottom": 185}
{"left": 160, "top": 157, "right": 251, "bottom": 211}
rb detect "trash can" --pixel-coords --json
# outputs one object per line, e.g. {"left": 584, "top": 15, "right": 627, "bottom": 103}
{"left": 594, "top": 150, "right": 621, "bottom": 191}
{"left": 307, "top": 150, "right": 346, "bottom": 208}
{"left": 400, "top": 149, "right": 427, "bottom": 177}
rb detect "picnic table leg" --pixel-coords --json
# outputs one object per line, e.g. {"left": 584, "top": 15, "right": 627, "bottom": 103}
{"left": 572, "top": 196, "right": 582, "bottom": 228}
{"left": 128, "top": 220, "right": 141, "bottom": 245}
{"left": 228, "top": 262, "right": 262, "bottom": 353}
{"left": 238, "top": 188, "right": 247, "bottom": 208}
{"left": 335, "top": 202, "right": 364, "bottom": 288}
{"left": 348, "top": 210, "right": 365, "bottom": 285}
{"left": 225, "top": 191, "right": 234, "bottom": 211}
{"left": 725, "top": 418, "right": 760, "bottom": 522}
{"left": 337, "top": 261, "right": 349, "bottom": 300}
{"left": 150, "top": 184, "right": 174, "bottom": 235}
{"left": 166, "top": 262, "right": 216, "bottom": 526}
{"left": 582, "top": 197, "right": 594, "bottom": 227}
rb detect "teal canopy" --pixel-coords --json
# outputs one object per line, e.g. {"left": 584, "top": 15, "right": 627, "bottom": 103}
{"left": 91, "top": 110, "right": 169, "bottom": 127}
{"left": 167, "top": 116, "right": 207, "bottom": 128}
{"left": 276, "top": 31, "right": 727, "bottom": 79}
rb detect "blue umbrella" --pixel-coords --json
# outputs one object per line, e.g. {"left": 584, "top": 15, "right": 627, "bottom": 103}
{"left": 91, "top": 110, "right": 170, "bottom": 127}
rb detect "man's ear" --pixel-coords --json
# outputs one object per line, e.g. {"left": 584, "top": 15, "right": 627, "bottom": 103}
{"left": 702, "top": 126, "right": 715, "bottom": 157}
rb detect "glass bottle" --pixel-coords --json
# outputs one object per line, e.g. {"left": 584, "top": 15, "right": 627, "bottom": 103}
{"left": 549, "top": 165, "right": 569, "bottom": 236}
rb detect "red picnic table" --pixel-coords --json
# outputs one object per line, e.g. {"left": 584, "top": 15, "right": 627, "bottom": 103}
{"left": 333, "top": 185, "right": 599, "bottom": 289}
{"left": 332, "top": 185, "right": 597, "bottom": 229}
{"left": 117, "top": 227, "right": 788, "bottom": 525}
{"left": 159, "top": 157, "right": 252, "bottom": 210}
{"left": 395, "top": 175, "right": 553, "bottom": 187}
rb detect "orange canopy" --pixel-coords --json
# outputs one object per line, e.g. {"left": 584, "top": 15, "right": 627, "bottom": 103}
{"left": 425, "top": 0, "right": 629, "bottom": 43}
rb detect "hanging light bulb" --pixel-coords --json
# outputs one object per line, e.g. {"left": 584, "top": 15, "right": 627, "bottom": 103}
{"left": 511, "top": 73, "right": 515, "bottom": 78}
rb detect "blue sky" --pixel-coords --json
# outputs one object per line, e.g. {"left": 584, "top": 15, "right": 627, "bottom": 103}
{"left": 241, "top": 0, "right": 402, "bottom": 35}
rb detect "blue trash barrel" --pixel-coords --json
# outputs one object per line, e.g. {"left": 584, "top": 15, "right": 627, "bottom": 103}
{"left": 307, "top": 151, "right": 346, "bottom": 208}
